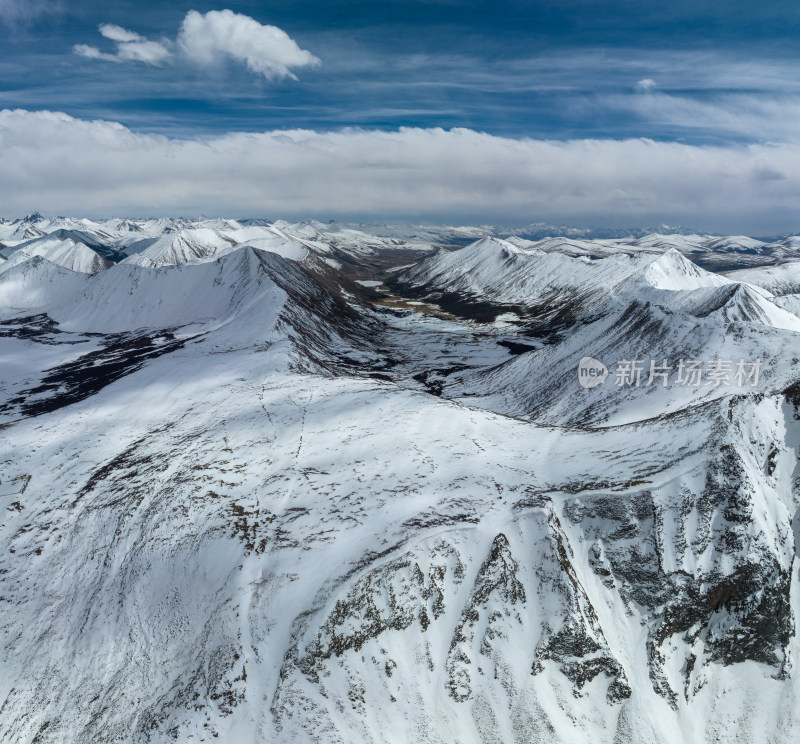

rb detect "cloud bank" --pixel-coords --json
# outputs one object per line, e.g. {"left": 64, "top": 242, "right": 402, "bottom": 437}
{"left": 73, "top": 9, "right": 319, "bottom": 80}
{"left": 1, "top": 109, "right": 799, "bottom": 231}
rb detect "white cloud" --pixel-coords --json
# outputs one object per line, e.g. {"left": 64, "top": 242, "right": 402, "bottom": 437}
{"left": 607, "top": 91, "right": 800, "bottom": 143}
{"left": 635, "top": 78, "right": 656, "bottom": 92}
{"left": 73, "top": 10, "right": 318, "bottom": 80}
{"left": 2, "top": 109, "right": 800, "bottom": 232}
{"left": 177, "top": 9, "right": 320, "bottom": 80}
{"left": 99, "top": 23, "right": 144, "bottom": 44}
{"left": 72, "top": 45, "right": 120, "bottom": 63}
{"left": 116, "top": 39, "right": 172, "bottom": 66}
{"left": 73, "top": 24, "right": 171, "bottom": 67}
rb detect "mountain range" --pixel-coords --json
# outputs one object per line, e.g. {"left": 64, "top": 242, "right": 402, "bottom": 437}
{"left": 1, "top": 215, "right": 800, "bottom": 743}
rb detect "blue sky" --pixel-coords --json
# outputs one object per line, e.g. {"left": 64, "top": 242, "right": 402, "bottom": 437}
{"left": 3, "top": 0, "right": 800, "bottom": 140}
{"left": 2, "top": 1, "right": 800, "bottom": 230}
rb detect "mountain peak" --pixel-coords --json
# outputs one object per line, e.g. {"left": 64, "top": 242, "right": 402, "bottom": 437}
{"left": 637, "top": 247, "right": 728, "bottom": 291}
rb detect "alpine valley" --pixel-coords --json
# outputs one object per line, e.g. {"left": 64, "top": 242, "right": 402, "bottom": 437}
{"left": 2, "top": 213, "right": 800, "bottom": 744}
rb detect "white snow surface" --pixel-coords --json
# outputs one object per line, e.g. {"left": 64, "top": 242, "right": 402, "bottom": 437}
{"left": 120, "top": 226, "right": 309, "bottom": 267}
{"left": 0, "top": 235, "right": 111, "bottom": 275}
{"left": 726, "top": 261, "right": 800, "bottom": 297}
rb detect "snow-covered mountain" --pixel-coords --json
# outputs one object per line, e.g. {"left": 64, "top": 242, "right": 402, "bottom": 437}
{"left": 726, "top": 260, "right": 800, "bottom": 297}
{"left": 0, "top": 233, "right": 112, "bottom": 275}
{"left": 119, "top": 225, "right": 314, "bottom": 268}
{"left": 2, "top": 221, "right": 800, "bottom": 744}
{"left": 396, "top": 246, "right": 798, "bottom": 425}
{"left": 3, "top": 213, "right": 799, "bottom": 270}
{"left": 120, "top": 228, "right": 240, "bottom": 267}
{"left": 389, "top": 236, "right": 662, "bottom": 324}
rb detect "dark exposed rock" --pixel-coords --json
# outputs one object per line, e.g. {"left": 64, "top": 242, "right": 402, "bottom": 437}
{"left": 446, "top": 534, "right": 526, "bottom": 702}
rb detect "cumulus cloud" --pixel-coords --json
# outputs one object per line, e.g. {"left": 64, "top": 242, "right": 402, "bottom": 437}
{"left": 73, "top": 24, "right": 171, "bottom": 66}
{"left": 1, "top": 108, "right": 799, "bottom": 231}
{"left": 177, "top": 9, "right": 320, "bottom": 80}
{"left": 73, "top": 9, "right": 318, "bottom": 80}
{"left": 635, "top": 78, "right": 656, "bottom": 92}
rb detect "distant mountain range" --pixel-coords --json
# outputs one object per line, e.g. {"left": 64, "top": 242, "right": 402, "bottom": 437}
{"left": 3, "top": 213, "right": 800, "bottom": 271}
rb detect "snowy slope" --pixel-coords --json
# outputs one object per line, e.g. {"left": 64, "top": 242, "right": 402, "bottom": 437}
{"left": 120, "top": 228, "right": 239, "bottom": 267}
{"left": 273, "top": 219, "right": 479, "bottom": 255}
{"left": 774, "top": 294, "right": 800, "bottom": 318}
{"left": 393, "top": 236, "right": 661, "bottom": 324}
{"left": 621, "top": 247, "right": 730, "bottom": 292}
{"left": 631, "top": 233, "right": 712, "bottom": 251}
{"left": 0, "top": 234, "right": 112, "bottom": 274}
{"left": 0, "top": 256, "right": 91, "bottom": 312}
{"left": 120, "top": 226, "right": 311, "bottom": 267}
{"left": 725, "top": 261, "right": 800, "bottom": 297}
{"left": 433, "top": 249, "right": 800, "bottom": 425}
{"left": 228, "top": 225, "right": 309, "bottom": 261}
{"left": 445, "top": 294, "right": 800, "bottom": 426}
{"left": 2, "top": 337, "right": 798, "bottom": 744}
{"left": 393, "top": 239, "right": 793, "bottom": 326}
